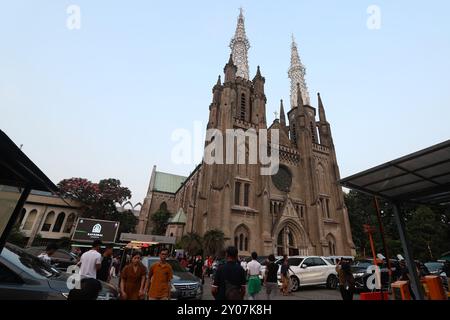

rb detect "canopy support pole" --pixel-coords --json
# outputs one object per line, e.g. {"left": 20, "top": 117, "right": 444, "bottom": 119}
{"left": 392, "top": 203, "right": 424, "bottom": 300}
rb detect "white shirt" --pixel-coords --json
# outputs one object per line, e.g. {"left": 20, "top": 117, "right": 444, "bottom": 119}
{"left": 79, "top": 249, "right": 102, "bottom": 278}
{"left": 37, "top": 253, "right": 52, "bottom": 265}
{"left": 247, "top": 260, "right": 261, "bottom": 276}
{"left": 240, "top": 261, "right": 247, "bottom": 270}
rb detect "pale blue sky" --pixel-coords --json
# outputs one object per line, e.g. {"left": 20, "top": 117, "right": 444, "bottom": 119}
{"left": 1, "top": 1, "right": 449, "bottom": 203}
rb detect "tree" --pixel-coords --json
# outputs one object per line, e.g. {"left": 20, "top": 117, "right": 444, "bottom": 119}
{"left": 203, "top": 229, "right": 225, "bottom": 257}
{"left": 150, "top": 209, "right": 171, "bottom": 235}
{"left": 58, "top": 177, "right": 136, "bottom": 238}
{"left": 345, "top": 190, "right": 450, "bottom": 260}
{"left": 180, "top": 232, "right": 203, "bottom": 256}
{"left": 405, "top": 206, "right": 448, "bottom": 261}
{"left": 7, "top": 226, "right": 28, "bottom": 248}
{"left": 118, "top": 209, "right": 138, "bottom": 235}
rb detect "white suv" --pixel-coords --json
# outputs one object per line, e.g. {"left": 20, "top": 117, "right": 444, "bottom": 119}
{"left": 283, "top": 256, "right": 338, "bottom": 291}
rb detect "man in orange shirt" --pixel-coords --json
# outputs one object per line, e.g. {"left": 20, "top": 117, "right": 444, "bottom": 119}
{"left": 145, "top": 248, "right": 173, "bottom": 300}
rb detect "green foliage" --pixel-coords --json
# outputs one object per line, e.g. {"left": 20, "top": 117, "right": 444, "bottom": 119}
{"left": 180, "top": 232, "right": 203, "bottom": 256}
{"left": 203, "top": 229, "right": 225, "bottom": 257}
{"left": 7, "top": 226, "right": 28, "bottom": 248}
{"left": 150, "top": 209, "right": 171, "bottom": 235}
{"left": 345, "top": 190, "right": 450, "bottom": 261}
{"left": 118, "top": 209, "right": 138, "bottom": 235}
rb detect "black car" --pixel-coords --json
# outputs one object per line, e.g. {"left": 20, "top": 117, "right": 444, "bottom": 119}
{"left": 141, "top": 256, "right": 203, "bottom": 300}
{"left": 25, "top": 246, "right": 78, "bottom": 272}
{"left": 0, "top": 243, "right": 117, "bottom": 300}
{"left": 351, "top": 259, "right": 399, "bottom": 291}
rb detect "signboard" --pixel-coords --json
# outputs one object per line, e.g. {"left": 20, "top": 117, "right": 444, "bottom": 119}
{"left": 72, "top": 218, "right": 119, "bottom": 243}
{"left": 119, "top": 233, "right": 176, "bottom": 244}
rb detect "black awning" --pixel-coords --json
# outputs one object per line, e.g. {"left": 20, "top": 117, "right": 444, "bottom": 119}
{"left": 0, "top": 129, "right": 58, "bottom": 193}
{"left": 340, "top": 140, "right": 450, "bottom": 205}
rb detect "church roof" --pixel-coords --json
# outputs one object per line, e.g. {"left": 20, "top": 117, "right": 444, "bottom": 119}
{"left": 170, "top": 208, "right": 187, "bottom": 224}
{"left": 153, "top": 171, "right": 186, "bottom": 194}
{"left": 268, "top": 120, "right": 292, "bottom": 147}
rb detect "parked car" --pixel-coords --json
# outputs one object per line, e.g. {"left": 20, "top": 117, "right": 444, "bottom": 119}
{"left": 141, "top": 256, "right": 203, "bottom": 300}
{"left": 322, "top": 256, "right": 355, "bottom": 265}
{"left": 25, "top": 246, "right": 78, "bottom": 272}
{"left": 351, "top": 258, "right": 400, "bottom": 291}
{"left": 0, "top": 243, "right": 117, "bottom": 300}
{"left": 424, "top": 261, "right": 444, "bottom": 275}
{"left": 258, "top": 256, "right": 283, "bottom": 282}
{"left": 282, "top": 256, "right": 338, "bottom": 291}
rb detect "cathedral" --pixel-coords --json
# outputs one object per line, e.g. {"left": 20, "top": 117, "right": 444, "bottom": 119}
{"left": 137, "top": 10, "right": 355, "bottom": 256}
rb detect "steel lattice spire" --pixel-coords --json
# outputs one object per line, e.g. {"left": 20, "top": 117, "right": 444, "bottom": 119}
{"left": 229, "top": 8, "right": 250, "bottom": 79}
{"left": 288, "top": 34, "right": 310, "bottom": 107}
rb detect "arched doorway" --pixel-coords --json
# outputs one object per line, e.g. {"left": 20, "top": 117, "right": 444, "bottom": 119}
{"left": 275, "top": 221, "right": 309, "bottom": 256}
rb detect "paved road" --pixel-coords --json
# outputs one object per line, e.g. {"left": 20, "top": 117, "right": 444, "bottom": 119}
{"left": 111, "top": 274, "right": 350, "bottom": 300}
{"left": 201, "top": 276, "right": 346, "bottom": 300}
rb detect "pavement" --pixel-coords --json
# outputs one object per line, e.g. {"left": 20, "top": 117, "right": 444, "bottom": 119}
{"left": 110, "top": 274, "right": 349, "bottom": 300}
{"left": 201, "top": 276, "right": 346, "bottom": 300}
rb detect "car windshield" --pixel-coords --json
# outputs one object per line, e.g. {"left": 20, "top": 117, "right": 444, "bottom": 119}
{"left": 287, "top": 258, "right": 304, "bottom": 266}
{"left": 2, "top": 244, "right": 60, "bottom": 279}
{"left": 353, "top": 261, "right": 372, "bottom": 269}
{"left": 257, "top": 257, "right": 268, "bottom": 265}
{"left": 425, "top": 262, "right": 443, "bottom": 272}
{"left": 144, "top": 258, "right": 185, "bottom": 273}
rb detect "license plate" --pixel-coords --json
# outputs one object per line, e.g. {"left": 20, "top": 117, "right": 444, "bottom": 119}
{"left": 182, "top": 291, "right": 195, "bottom": 297}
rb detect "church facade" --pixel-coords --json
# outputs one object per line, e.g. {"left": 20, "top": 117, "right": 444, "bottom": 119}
{"left": 137, "top": 11, "right": 355, "bottom": 256}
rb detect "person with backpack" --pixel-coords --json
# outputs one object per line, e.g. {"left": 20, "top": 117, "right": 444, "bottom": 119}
{"left": 336, "top": 259, "right": 355, "bottom": 300}
{"left": 211, "top": 246, "right": 246, "bottom": 300}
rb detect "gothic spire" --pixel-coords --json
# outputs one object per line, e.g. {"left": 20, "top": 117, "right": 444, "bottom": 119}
{"left": 296, "top": 82, "right": 304, "bottom": 108}
{"left": 288, "top": 34, "right": 310, "bottom": 107}
{"left": 318, "top": 92, "right": 327, "bottom": 122}
{"left": 279, "top": 99, "right": 286, "bottom": 126}
{"left": 229, "top": 8, "right": 250, "bottom": 79}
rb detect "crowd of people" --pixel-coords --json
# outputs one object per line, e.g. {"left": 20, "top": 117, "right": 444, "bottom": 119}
{"left": 35, "top": 240, "right": 450, "bottom": 301}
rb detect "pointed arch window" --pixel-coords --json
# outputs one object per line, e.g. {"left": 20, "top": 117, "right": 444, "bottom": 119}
{"left": 52, "top": 212, "right": 66, "bottom": 233}
{"left": 234, "top": 182, "right": 241, "bottom": 205}
{"left": 23, "top": 209, "right": 37, "bottom": 231}
{"left": 240, "top": 93, "right": 246, "bottom": 121}
{"left": 310, "top": 122, "right": 317, "bottom": 143}
{"left": 235, "top": 225, "right": 249, "bottom": 253}
{"left": 326, "top": 199, "right": 331, "bottom": 219}
{"left": 41, "top": 211, "right": 55, "bottom": 232}
{"left": 64, "top": 213, "right": 76, "bottom": 233}
{"left": 243, "top": 183, "right": 250, "bottom": 207}
{"left": 160, "top": 202, "right": 168, "bottom": 212}
{"left": 291, "top": 123, "right": 297, "bottom": 145}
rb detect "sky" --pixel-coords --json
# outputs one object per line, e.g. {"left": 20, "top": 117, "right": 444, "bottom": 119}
{"left": 1, "top": 1, "right": 450, "bottom": 203}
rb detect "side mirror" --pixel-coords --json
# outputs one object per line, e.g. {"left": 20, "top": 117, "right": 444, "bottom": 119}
{"left": 301, "top": 264, "right": 308, "bottom": 269}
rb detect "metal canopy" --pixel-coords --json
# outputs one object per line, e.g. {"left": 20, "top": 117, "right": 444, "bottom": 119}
{"left": 0, "top": 129, "right": 58, "bottom": 192}
{"left": 340, "top": 139, "right": 450, "bottom": 300}
{"left": 340, "top": 139, "right": 450, "bottom": 205}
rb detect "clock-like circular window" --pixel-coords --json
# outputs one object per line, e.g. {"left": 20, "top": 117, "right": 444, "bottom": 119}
{"left": 271, "top": 165, "right": 292, "bottom": 192}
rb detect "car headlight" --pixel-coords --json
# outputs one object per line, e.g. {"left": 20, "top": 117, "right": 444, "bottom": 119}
{"left": 62, "top": 293, "right": 69, "bottom": 299}
{"left": 353, "top": 273, "right": 365, "bottom": 278}
{"left": 171, "top": 284, "right": 177, "bottom": 292}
